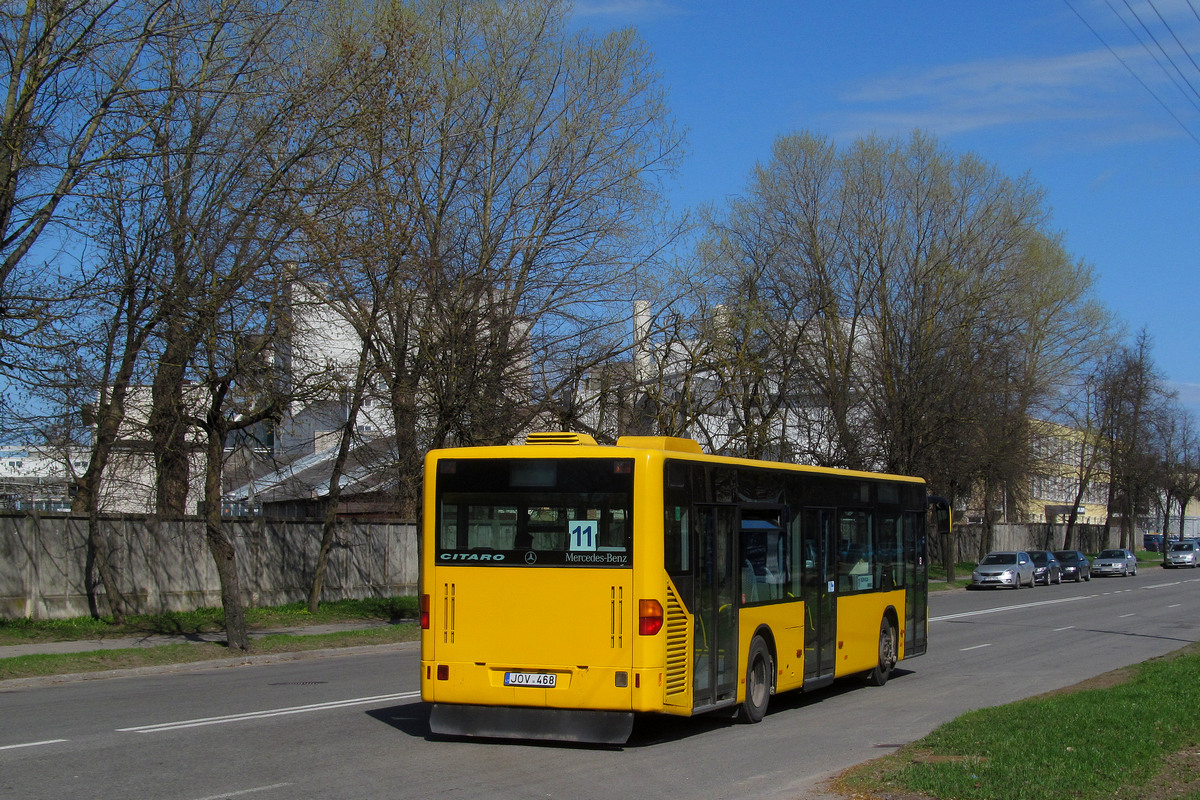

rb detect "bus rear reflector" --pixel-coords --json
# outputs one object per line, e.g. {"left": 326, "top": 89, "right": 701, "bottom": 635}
{"left": 420, "top": 594, "right": 430, "bottom": 629}
{"left": 638, "top": 599, "right": 664, "bottom": 636}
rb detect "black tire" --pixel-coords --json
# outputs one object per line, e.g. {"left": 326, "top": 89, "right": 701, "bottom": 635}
{"left": 866, "top": 619, "right": 897, "bottom": 686}
{"left": 738, "top": 636, "right": 772, "bottom": 723}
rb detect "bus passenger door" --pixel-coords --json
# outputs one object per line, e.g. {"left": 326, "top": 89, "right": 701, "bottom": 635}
{"left": 802, "top": 508, "right": 837, "bottom": 687}
{"left": 693, "top": 505, "right": 738, "bottom": 710}
{"left": 904, "top": 511, "right": 929, "bottom": 657}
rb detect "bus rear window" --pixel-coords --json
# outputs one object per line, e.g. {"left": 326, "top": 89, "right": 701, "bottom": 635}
{"left": 435, "top": 458, "right": 634, "bottom": 567}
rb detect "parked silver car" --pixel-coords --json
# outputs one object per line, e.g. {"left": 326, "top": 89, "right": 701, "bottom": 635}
{"left": 1092, "top": 548, "right": 1138, "bottom": 577}
{"left": 971, "top": 551, "right": 1035, "bottom": 589}
{"left": 1165, "top": 541, "right": 1199, "bottom": 568}
{"left": 1053, "top": 550, "right": 1091, "bottom": 582}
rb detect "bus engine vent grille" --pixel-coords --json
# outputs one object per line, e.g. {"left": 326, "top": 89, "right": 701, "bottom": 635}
{"left": 664, "top": 584, "right": 689, "bottom": 697}
{"left": 524, "top": 432, "right": 598, "bottom": 446}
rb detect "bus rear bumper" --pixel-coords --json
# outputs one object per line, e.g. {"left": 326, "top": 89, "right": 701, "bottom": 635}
{"left": 429, "top": 703, "right": 634, "bottom": 745}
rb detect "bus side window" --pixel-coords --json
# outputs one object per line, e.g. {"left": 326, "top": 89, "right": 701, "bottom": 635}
{"left": 666, "top": 506, "right": 690, "bottom": 573}
{"left": 788, "top": 514, "right": 808, "bottom": 596}
{"left": 838, "top": 510, "right": 873, "bottom": 592}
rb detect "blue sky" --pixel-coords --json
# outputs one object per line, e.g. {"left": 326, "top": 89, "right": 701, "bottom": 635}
{"left": 576, "top": 1, "right": 1200, "bottom": 413}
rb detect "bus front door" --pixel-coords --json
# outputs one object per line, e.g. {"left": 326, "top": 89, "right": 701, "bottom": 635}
{"left": 802, "top": 508, "right": 837, "bottom": 688}
{"left": 693, "top": 505, "right": 738, "bottom": 711}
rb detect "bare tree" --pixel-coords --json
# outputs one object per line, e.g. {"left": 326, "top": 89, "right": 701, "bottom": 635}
{"left": 1, "top": 0, "right": 173, "bottom": 369}
{"left": 1058, "top": 372, "right": 1109, "bottom": 550}
{"left": 103, "top": 0, "right": 368, "bottom": 648}
{"left": 377, "top": 0, "right": 680, "bottom": 455}
{"left": 1098, "top": 331, "right": 1171, "bottom": 550}
{"left": 695, "top": 130, "right": 1105, "bottom": 528}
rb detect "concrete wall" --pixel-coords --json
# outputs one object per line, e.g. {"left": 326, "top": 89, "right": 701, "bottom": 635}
{"left": 941, "top": 522, "right": 1114, "bottom": 564}
{"left": 0, "top": 513, "right": 418, "bottom": 620}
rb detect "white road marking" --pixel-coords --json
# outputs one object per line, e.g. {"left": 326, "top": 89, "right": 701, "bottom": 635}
{"left": 932, "top": 595, "right": 1090, "bottom": 622}
{"left": 118, "top": 691, "right": 419, "bottom": 734}
{"left": 192, "top": 784, "right": 293, "bottom": 800}
{"left": 960, "top": 643, "right": 992, "bottom": 651}
{"left": 0, "top": 739, "right": 68, "bottom": 751}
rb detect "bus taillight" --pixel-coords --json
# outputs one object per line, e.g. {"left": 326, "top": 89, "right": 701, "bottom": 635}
{"left": 420, "top": 594, "right": 430, "bottom": 629}
{"left": 638, "top": 599, "right": 664, "bottom": 635}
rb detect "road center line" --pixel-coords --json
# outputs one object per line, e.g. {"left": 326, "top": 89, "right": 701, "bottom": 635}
{"left": 0, "top": 739, "right": 68, "bottom": 751}
{"left": 960, "top": 643, "right": 992, "bottom": 651}
{"left": 192, "top": 784, "right": 293, "bottom": 800}
{"left": 931, "top": 595, "right": 1090, "bottom": 622}
{"left": 118, "top": 691, "right": 419, "bottom": 734}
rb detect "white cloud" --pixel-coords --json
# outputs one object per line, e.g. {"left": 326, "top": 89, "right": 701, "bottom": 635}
{"left": 572, "top": 0, "right": 682, "bottom": 21}
{"left": 830, "top": 45, "right": 1192, "bottom": 146}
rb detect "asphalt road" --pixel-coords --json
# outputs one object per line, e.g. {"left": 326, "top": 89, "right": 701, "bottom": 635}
{"left": 3, "top": 571, "right": 1199, "bottom": 800}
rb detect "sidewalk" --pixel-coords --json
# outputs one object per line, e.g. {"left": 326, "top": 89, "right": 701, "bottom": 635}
{"left": 0, "top": 620, "right": 398, "bottom": 660}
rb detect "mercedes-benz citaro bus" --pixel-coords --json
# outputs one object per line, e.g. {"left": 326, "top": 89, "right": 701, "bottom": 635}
{"left": 421, "top": 432, "right": 948, "bottom": 744}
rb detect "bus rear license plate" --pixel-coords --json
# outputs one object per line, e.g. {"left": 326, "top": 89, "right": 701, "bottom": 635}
{"left": 504, "top": 672, "right": 557, "bottom": 688}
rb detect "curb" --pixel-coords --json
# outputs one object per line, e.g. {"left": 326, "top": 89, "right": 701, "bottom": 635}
{"left": 0, "top": 639, "right": 419, "bottom": 691}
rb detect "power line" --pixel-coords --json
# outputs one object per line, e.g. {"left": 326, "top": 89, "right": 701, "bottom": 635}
{"left": 1062, "top": 0, "right": 1200, "bottom": 146}
{"left": 1144, "top": 0, "right": 1200, "bottom": 95}
{"left": 1113, "top": 0, "right": 1200, "bottom": 110}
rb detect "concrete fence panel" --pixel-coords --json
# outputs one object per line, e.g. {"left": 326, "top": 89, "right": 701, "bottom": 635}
{"left": 0, "top": 513, "right": 418, "bottom": 620}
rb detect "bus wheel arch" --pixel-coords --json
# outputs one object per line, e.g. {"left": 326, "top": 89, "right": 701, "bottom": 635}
{"left": 738, "top": 629, "right": 775, "bottom": 724}
{"left": 865, "top": 609, "right": 899, "bottom": 687}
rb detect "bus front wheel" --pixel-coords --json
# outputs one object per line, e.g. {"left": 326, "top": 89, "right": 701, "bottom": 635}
{"left": 737, "top": 636, "right": 772, "bottom": 723}
{"left": 866, "top": 619, "right": 896, "bottom": 686}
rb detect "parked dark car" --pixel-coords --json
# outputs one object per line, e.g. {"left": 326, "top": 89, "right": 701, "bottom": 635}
{"left": 1053, "top": 550, "right": 1091, "bottom": 582}
{"left": 1143, "top": 533, "right": 1164, "bottom": 552}
{"left": 1028, "top": 550, "right": 1062, "bottom": 585}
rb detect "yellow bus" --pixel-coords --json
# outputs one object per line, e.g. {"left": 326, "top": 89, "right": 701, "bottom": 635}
{"left": 420, "top": 432, "right": 946, "bottom": 743}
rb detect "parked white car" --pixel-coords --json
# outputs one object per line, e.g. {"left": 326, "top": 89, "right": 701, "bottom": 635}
{"left": 1092, "top": 548, "right": 1138, "bottom": 577}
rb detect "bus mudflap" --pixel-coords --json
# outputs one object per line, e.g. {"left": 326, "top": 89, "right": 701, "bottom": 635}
{"left": 429, "top": 703, "right": 634, "bottom": 745}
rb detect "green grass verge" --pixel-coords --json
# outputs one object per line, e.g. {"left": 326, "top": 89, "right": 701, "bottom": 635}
{"left": 0, "top": 597, "right": 421, "bottom": 681}
{"left": 0, "top": 596, "right": 419, "bottom": 644}
{"left": 0, "top": 624, "right": 419, "bottom": 681}
{"left": 838, "top": 643, "right": 1200, "bottom": 800}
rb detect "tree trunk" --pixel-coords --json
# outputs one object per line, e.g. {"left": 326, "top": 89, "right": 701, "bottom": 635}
{"left": 86, "top": 514, "right": 127, "bottom": 625}
{"left": 203, "top": 419, "right": 250, "bottom": 651}
{"left": 76, "top": 391, "right": 133, "bottom": 621}
{"left": 150, "top": 323, "right": 194, "bottom": 517}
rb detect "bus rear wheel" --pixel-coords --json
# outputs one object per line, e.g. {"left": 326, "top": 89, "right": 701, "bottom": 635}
{"left": 866, "top": 619, "right": 896, "bottom": 686}
{"left": 737, "top": 636, "right": 772, "bottom": 723}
